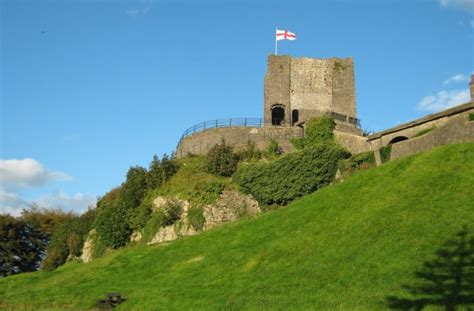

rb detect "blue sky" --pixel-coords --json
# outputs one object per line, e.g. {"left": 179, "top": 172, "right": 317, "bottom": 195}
{"left": 1, "top": 0, "right": 473, "bottom": 215}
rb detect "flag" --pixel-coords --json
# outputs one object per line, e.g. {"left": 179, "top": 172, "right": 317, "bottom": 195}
{"left": 276, "top": 29, "right": 296, "bottom": 41}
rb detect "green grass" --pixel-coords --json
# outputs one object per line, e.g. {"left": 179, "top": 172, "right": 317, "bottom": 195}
{"left": 1, "top": 143, "right": 474, "bottom": 310}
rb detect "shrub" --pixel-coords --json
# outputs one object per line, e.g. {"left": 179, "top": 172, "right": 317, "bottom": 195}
{"left": 234, "top": 142, "right": 349, "bottom": 206}
{"left": 162, "top": 200, "right": 183, "bottom": 226}
{"left": 237, "top": 140, "right": 262, "bottom": 162}
{"left": 291, "top": 116, "right": 335, "bottom": 149}
{"left": 339, "top": 151, "right": 376, "bottom": 175}
{"left": 188, "top": 207, "right": 206, "bottom": 231}
{"left": 206, "top": 140, "right": 238, "bottom": 177}
{"left": 380, "top": 145, "right": 392, "bottom": 164}
{"left": 266, "top": 139, "right": 281, "bottom": 156}
{"left": 142, "top": 212, "right": 166, "bottom": 242}
{"left": 200, "top": 181, "right": 225, "bottom": 204}
{"left": 469, "top": 113, "right": 474, "bottom": 121}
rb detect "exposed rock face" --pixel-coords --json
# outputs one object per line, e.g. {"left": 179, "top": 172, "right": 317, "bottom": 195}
{"left": 80, "top": 229, "right": 96, "bottom": 263}
{"left": 203, "top": 190, "right": 259, "bottom": 230}
{"left": 130, "top": 231, "right": 142, "bottom": 242}
{"left": 148, "top": 191, "right": 260, "bottom": 245}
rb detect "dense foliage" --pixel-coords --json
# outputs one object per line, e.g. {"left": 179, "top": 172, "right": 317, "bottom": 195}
{"left": 234, "top": 117, "right": 349, "bottom": 206}
{"left": 338, "top": 151, "right": 376, "bottom": 177}
{"left": 41, "top": 209, "right": 96, "bottom": 271}
{"left": 0, "top": 215, "right": 47, "bottom": 277}
{"left": 93, "top": 155, "right": 178, "bottom": 251}
{"left": 205, "top": 140, "right": 238, "bottom": 177}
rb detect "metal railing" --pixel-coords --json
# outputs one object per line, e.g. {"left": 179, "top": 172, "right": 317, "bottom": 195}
{"left": 177, "top": 114, "right": 361, "bottom": 148}
{"left": 178, "top": 118, "right": 264, "bottom": 147}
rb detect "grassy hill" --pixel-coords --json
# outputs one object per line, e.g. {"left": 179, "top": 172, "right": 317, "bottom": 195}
{"left": 1, "top": 143, "right": 473, "bottom": 310}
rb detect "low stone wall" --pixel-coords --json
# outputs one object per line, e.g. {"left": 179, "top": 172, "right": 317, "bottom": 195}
{"left": 334, "top": 130, "right": 371, "bottom": 154}
{"left": 176, "top": 126, "right": 304, "bottom": 158}
{"left": 390, "top": 113, "right": 474, "bottom": 160}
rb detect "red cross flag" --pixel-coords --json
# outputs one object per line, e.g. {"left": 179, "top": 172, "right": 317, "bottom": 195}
{"left": 275, "top": 29, "right": 296, "bottom": 55}
{"left": 276, "top": 29, "right": 296, "bottom": 41}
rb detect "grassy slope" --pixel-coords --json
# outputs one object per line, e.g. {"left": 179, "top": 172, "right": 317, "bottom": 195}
{"left": 1, "top": 143, "right": 473, "bottom": 310}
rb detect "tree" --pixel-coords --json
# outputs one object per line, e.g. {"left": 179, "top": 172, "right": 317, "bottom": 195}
{"left": 21, "top": 203, "right": 76, "bottom": 238}
{"left": 206, "top": 140, "right": 238, "bottom": 177}
{"left": 386, "top": 226, "right": 474, "bottom": 310}
{"left": 0, "top": 215, "right": 47, "bottom": 277}
{"left": 147, "top": 155, "right": 163, "bottom": 189}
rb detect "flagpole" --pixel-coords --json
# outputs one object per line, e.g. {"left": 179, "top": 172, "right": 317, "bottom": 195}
{"left": 275, "top": 28, "right": 278, "bottom": 55}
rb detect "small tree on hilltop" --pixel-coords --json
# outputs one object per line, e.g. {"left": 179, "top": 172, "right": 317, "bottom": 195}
{"left": 206, "top": 139, "right": 238, "bottom": 177}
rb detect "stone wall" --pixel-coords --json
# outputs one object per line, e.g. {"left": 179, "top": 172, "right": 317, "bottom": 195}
{"left": 176, "top": 126, "right": 303, "bottom": 158}
{"left": 390, "top": 113, "right": 474, "bottom": 160}
{"left": 369, "top": 102, "right": 474, "bottom": 150}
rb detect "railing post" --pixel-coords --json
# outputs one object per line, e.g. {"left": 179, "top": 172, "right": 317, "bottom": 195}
{"left": 244, "top": 118, "right": 247, "bottom": 126}
{"left": 229, "top": 118, "right": 232, "bottom": 126}
{"left": 216, "top": 119, "right": 218, "bottom": 128}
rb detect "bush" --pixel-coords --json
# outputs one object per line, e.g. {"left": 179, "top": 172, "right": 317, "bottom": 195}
{"left": 188, "top": 207, "right": 206, "bottom": 231}
{"left": 339, "top": 151, "right": 376, "bottom": 175}
{"left": 162, "top": 200, "right": 183, "bottom": 226}
{"left": 291, "top": 116, "right": 335, "bottom": 149}
{"left": 469, "top": 113, "right": 474, "bottom": 121}
{"left": 266, "top": 139, "right": 281, "bottom": 156}
{"left": 237, "top": 140, "right": 262, "bottom": 162}
{"left": 206, "top": 140, "right": 238, "bottom": 177}
{"left": 380, "top": 145, "right": 392, "bottom": 164}
{"left": 234, "top": 142, "right": 349, "bottom": 206}
{"left": 142, "top": 212, "right": 166, "bottom": 242}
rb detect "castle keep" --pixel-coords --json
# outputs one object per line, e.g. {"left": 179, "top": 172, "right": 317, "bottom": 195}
{"left": 177, "top": 55, "right": 474, "bottom": 161}
{"left": 264, "top": 55, "right": 357, "bottom": 130}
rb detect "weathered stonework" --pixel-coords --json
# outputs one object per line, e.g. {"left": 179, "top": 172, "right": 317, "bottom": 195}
{"left": 148, "top": 191, "right": 260, "bottom": 245}
{"left": 264, "top": 55, "right": 357, "bottom": 127}
{"left": 177, "top": 126, "right": 303, "bottom": 158}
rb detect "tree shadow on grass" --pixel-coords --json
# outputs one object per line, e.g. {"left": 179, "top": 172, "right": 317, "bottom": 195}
{"left": 386, "top": 226, "right": 474, "bottom": 310}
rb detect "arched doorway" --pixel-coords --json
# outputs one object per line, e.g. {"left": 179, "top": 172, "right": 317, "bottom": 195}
{"left": 388, "top": 136, "right": 409, "bottom": 145}
{"left": 292, "top": 109, "right": 299, "bottom": 125}
{"left": 271, "top": 105, "right": 285, "bottom": 125}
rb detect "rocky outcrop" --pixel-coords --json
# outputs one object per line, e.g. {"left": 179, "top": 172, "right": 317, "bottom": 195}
{"left": 80, "top": 229, "right": 96, "bottom": 263}
{"left": 148, "top": 190, "right": 260, "bottom": 245}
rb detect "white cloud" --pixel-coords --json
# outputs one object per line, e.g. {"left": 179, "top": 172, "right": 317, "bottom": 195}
{"left": 0, "top": 158, "right": 71, "bottom": 189}
{"left": 440, "top": 0, "right": 474, "bottom": 14}
{"left": 443, "top": 73, "right": 470, "bottom": 85}
{"left": 417, "top": 89, "right": 470, "bottom": 112}
{"left": 35, "top": 191, "right": 97, "bottom": 213}
{"left": 0, "top": 188, "right": 28, "bottom": 216}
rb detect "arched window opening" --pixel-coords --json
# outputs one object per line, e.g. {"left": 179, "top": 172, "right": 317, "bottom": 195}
{"left": 271, "top": 106, "right": 285, "bottom": 125}
{"left": 292, "top": 110, "right": 299, "bottom": 125}
{"left": 388, "top": 136, "right": 409, "bottom": 145}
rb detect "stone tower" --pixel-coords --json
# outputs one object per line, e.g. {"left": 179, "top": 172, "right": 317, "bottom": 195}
{"left": 264, "top": 55, "right": 358, "bottom": 130}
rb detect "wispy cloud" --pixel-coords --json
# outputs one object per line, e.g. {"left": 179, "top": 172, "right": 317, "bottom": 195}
{"left": 126, "top": 6, "right": 151, "bottom": 17}
{"left": 35, "top": 191, "right": 97, "bottom": 213}
{"left": 418, "top": 89, "right": 470, "bottom": 112}
{"left": 0, "top": 158, "right": 71, "bottom": 189}
{"left": 0, "top": 188, "right": 28, "bottom": 216}
{"left": 440, "top": 0, "right": 474, "bottom": 14}
{"left": 443, "top": 73, "right": 470, "bottom": 85}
